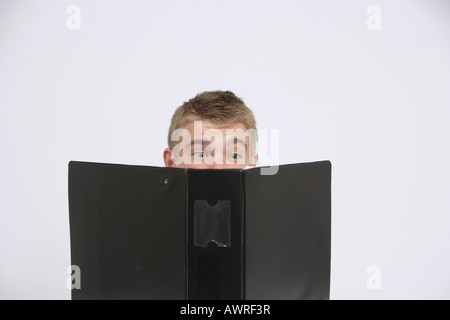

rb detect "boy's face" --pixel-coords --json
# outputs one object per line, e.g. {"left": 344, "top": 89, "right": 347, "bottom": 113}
{"left": 163, "top": 120, "right": 258, "bottom": 169}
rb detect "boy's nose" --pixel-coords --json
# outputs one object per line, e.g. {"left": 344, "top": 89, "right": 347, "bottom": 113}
{"left": 203, "top": 155, "right": 226, "bottom": 169}
{"left": 201, "top": 155, "right": 244, "bottom": 169}
{"left": 207, "top": 163, "right": 228, "bottom": 169}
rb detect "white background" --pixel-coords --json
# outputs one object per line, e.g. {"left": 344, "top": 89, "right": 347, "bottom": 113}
{"left": 1, "top": 0, "right": 449, "bottom": 299}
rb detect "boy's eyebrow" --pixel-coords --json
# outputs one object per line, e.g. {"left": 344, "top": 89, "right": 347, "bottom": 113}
{"left": 227, "top": 137, "right": 247, "bottom": 149}
{"left": 187, "top": 137, "right": 247, "bottom": 149}
{"left": 188, "top": 138, "right": 210, "bottom": 147}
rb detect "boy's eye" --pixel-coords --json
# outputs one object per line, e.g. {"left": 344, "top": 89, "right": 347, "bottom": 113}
{"left": 227, "top": 153, "right": 242, "bottom": 160}
{"left": 193, "top": 151, "right": 205, "bottom": 158}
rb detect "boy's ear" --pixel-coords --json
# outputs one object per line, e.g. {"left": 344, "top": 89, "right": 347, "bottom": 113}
{"left": 163, "top": 148, "right": 176, "bottom": 167}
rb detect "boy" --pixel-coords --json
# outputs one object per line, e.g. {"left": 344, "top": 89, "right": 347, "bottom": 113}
{"left": 163, "top": 91, "right": 259, "bottom": 169}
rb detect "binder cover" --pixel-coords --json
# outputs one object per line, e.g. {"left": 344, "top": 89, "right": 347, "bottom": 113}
{"left": 68, "top": 160, "right": 331, "bottom": 300}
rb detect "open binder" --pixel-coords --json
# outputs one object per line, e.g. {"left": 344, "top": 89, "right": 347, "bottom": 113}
{"left": 68, "top": 160, "right": 331, "bottom": 300}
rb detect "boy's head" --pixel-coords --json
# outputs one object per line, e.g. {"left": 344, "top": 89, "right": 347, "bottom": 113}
{"left": 163, "top": 91, "right": 258, "bottom": 169}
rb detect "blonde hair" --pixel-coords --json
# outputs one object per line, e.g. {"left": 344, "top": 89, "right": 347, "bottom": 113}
{"left": 167, "top": 91, "right": 257, "bottom": 149}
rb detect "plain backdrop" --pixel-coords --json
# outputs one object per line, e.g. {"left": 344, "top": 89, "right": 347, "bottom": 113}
{"left": 1, "top": 0, "right": 449, "bottom": 299}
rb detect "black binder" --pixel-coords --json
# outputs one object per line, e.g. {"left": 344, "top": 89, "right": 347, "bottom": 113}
{"left": 68, "top": 160, "right": 331, "bottom": 300}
